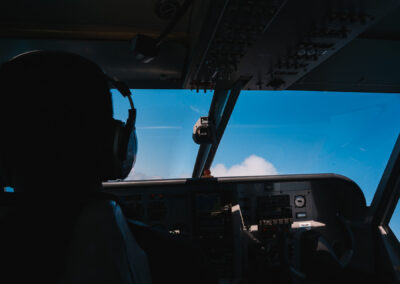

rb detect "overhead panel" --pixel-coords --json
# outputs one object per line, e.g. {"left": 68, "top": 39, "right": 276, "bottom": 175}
{"left": 184, "top": 0, "right": 288, "bottom": 91}
{"left": 1, "top": 0, "right": 399, "bottom": 92}
{"left": 290, "top": 6, "right": 400, "bottom": 93}
{"left": 184, "top": 0, "right": 400, "bottom": 91}
{"left": 289, "top": 38, "right": 400, "bottom": 93}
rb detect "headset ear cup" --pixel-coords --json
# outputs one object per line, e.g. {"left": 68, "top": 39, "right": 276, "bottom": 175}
{"left": 99, "top": 119, "right": 121, "bottom": 181}
{"left": 106, "top": 119, "right": 137, "bottom": 180}
{"left": 122, "top": 126, "right": 137, "bottom": 178}
{"left": 111, "top": 120, "right": 125, "bottom": 180}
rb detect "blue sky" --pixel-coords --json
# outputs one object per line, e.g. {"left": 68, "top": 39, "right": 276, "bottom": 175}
{"left": 112, "top": 89, "right": 400, "bottom": 236}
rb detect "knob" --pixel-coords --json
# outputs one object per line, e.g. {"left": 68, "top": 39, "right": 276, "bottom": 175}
{"left": 294, "top": 195, "right": 306, "bottom": 208}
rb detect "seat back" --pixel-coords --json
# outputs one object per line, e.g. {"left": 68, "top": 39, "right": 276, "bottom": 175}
{"left": 62, "top": 199, "right": 152, "bottom": 284}
{"left": 0, "top": 194, "right": 151, "bottom": 284}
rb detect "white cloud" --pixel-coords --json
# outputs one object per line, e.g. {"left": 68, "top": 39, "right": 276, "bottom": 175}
{"left": 211, "top": 155, "right": 277, "bottom": 177}
{"left": 125, "top": 170, "right": 162, "bottom": 181}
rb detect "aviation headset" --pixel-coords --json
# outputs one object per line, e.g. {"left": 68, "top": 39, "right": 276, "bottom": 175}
{"left": 104, "top": 75, "right": 138, "bottom": 181}
{"left": 0, "top": 51, "right": 137, "bottom": 187}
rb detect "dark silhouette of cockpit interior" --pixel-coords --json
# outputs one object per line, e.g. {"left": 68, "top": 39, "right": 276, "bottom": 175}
{"left": 0, "top": 0, "right": 400, "bottom": 283}
{"left": 0, "top": 51, "right": 212, "bottom": 283}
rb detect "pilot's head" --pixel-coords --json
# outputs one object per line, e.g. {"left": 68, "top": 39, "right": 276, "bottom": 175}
{"left": 0, "top": 51, "right": 137, "bottom": 192}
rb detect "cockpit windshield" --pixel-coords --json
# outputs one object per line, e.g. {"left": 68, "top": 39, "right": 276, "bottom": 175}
{"left": 112, "top": 89, "right": 213, "bottom": 180}
{"left": 112, "top": 90, "right": 400, "bottom": 205}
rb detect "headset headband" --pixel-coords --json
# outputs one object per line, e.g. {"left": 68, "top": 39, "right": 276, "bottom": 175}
{"left": 105, "top": 75, "right": 137, "bottom": 128}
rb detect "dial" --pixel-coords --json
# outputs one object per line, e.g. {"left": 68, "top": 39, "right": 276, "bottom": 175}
{"left": 294, "top": 195, "right": 306, "bottom": 208}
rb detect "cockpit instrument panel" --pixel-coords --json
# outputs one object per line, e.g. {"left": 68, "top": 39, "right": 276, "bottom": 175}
{"left": 106, "top": 174, "right": 365, "bottom": 231}
{"left": 104, "top": 174, "right": 366, "bottom": 281}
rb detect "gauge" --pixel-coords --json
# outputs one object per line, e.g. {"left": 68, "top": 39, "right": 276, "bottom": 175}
{"left": 294, "top": 195, "right": 306, "bottom": 208}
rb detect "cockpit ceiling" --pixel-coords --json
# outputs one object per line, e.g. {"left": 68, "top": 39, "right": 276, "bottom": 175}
{"left": 0, "top": 0, "right": 197, "bottom": 40}
{"left": 0, "top": 38, "right": 187, "bottom": 89}
{"left": 1, "top": 0, "right": 400, "bottom": 92}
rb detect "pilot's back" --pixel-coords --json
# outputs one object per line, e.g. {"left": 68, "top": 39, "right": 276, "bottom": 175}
{"left": 0, "top": 194, "right": 151, "bottom": 284}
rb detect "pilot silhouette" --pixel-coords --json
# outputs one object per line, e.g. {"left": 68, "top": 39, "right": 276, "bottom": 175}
{"left": 0, "top": 51, "right": 149, "bottom": 283}
{"left": 0, "top": 51, "right": 216, "bottom": 284}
